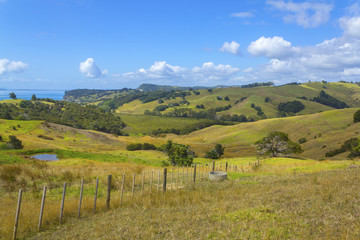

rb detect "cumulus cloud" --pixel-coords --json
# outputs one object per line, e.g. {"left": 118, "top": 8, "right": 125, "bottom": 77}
{"left": 0, "top": 59, "right": 28, "bottom": 75}
{"left": 244, "top": 28, "right": 360, "bottom": 84}
{"left": 230, "top": 12, "right": 254, "bottom": 18}
{"left": 266, "top": 0, "right": 333, "bottom": 28}
{"left": 79, "top": 58, "right": 107, "bottom": 78}
{"left": 220, "top": 41, "right": 241, "bottom": 55}
{"left": 340, "top": 16, "right": 360, "bottom": 39}
{"left": 115, "top": 61, "right": 240, "bottom": 86}
{"left": 247, "top": 36, "right": 296, "bottom": 59}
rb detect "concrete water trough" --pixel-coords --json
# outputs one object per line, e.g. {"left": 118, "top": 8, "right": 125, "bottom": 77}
{"left": 209, "top": 171, "right": 227, "bottom": 181}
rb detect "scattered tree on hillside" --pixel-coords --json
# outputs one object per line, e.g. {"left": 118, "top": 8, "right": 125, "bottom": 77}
{"left": 6, "top": 135, "right": 23, "bottom": 149}
{"left": 31, "top": 94, "right": 37, "bottom": 101}
{"left": 163, "top": 140, "right": 194, "bottom": 166}
{"left": 208, "top": 89, "right": 213, "bottom": 94}
{"left": 325, "top": 138, "right": 360, "bottom": 158}
{"left": 255, "top": 132, "right": 303, "bottom": 157}
{"left": 278, "top": 101, "right": 305, "bottom": 114}
{"left": 205, "top": 144, "right": 225, "bottom": 159}
{"left": 354, "top": 110, "right": 360, "bottom": 123}
{"left": 224, "top": 96, "right": 230, "bottom": 101}
{"left": 9, "top": 92, "right": 17, "bottom": 99}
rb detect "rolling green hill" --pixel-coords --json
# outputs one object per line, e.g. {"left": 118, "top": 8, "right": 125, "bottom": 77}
{"left": 115, "top": 82, "right": 360, "bottom": 121}
{"left": 1, "top": 108, "right": 359, "bottom": 161}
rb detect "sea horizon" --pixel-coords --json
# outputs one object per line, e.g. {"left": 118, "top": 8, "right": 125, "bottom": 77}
{"left": 0, "top": 89, "right": 65, "bottom": 101}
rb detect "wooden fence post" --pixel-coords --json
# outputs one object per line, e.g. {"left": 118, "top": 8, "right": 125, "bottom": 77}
{"left": 150, "top": 171, "right": 153, "bottom": 194}
{"left": 38, "top": 186, "right": 46, "bottom": 231}
{"left": 120, "top": 174, "right": 125, "bottom": 206}
{"left": 60, "top": 183, "right": 66, "bottom": 224}
{"left": 157, "top": 170, "right": 160, "bottom": 194}
{"left": 141, "top": 172, "right": 145, "bottom": 195}
{"left": 93, "top": 178, "right": 99, "bottom": 214}
{"left": 193, "top": 163, "right": 197, "bottom": 183}
{"left": 177, "top": 167, "right": 179, "bottom": 189}
{"left": 13, "top": 189, "right": 22, "bottom": 240}
{"left": 212, "top": 161, "right": 215, "bottom": 171}
{"left": 131, "top": 173, "right": 136, "bottom": 201}
{"left": 170, "top": 169, "right": 173, "bottom": 190}
{"left": 78, "top": 179, "right": 84, "bottom": 218}
{"left": 163, "top": 168, "right": 167, "bottom": 193}
{"left": 225, "top": 162, "right": 228, "bottom": 172}
{"left": 106, "top": 175, "right": 112, "bottom": 209}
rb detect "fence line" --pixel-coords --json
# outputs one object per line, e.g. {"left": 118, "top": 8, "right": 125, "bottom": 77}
{"left": 11, "top": 160, "right": 261, "bottom": 239}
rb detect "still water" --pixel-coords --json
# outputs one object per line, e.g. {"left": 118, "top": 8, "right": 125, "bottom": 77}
{"left": 31, "top": 154, "right": 59, "bottom": 161}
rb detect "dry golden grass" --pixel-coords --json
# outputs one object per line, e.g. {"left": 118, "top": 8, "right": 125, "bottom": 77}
{"left": 25, "top": 167, "right": 360, "bottom": 240}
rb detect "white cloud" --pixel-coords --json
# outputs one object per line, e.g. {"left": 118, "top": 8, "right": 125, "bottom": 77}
{"left": 231, "top": 12, "right": 254, "bottom": 18}
{"left": 340, "top": 17, "right": 360, "bottom": 39}
{"left": 114, "top": 61, "right": 240, "bottom": 86}
{"left": 220, "top": 41, "right": 241, "bottom": 55}
{"left": 79, "top": 58, "right": 107, "bottom": 78}
{"left": 0, "top": 59, "right": 28, "bottom": 75}
{"left": 247, "top": 36, "right": 296, "bottom": 59}
{"left": 244, "top": 32, "right": 360, "bottom": 84}
{"left": 266, "top": 0, "right": 333, "bottom": 28}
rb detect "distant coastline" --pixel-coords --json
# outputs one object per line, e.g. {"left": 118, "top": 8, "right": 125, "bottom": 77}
{"left": 0, "top": 89, "right": 65, "bottom": 101}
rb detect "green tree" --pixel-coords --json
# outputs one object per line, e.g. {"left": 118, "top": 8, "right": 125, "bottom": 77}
{"left": 9, "top": 92, "right": 17, "bottom": 99}
{"left": 207, "top": 89, "right": 213, "bottom": 94}
{"left": 164, "top": 140, "right": 194, "bottom": 166}
{"left": 205, "top": 143, "right": 225, "bottom": 159}
{"left": 7, "top": 135, "right": 23, "bottom": 149}
{"left": 31, "top": 94, "right": 37, "bottom": 101}
{"left": 255, "top": 132, "right": 303, "bottom": 157}
{"left": 354, "top": 110, "right": 360, "bottom": 123}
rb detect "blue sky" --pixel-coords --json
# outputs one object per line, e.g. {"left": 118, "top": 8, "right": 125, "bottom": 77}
{"left": 1, "top": 0, "right": 360, "bottom": 90}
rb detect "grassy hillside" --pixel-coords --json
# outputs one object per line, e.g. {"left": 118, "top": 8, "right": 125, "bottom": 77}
{"left": 171, "top": 108, "right": 360, "bottom": 159}
{"left": 115, "top": 82, "right": 360, "bottom": 120}
{"left": 119, "top": 114, "right": 205, "bottom": 135}
{"left": 1, "top": 107, "right": 358, "bottom": 162}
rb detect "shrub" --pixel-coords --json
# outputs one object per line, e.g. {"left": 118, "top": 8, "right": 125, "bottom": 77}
{"left": 205, "top": 144, "right": 225, "bottom": 159}
{"left": 354, "top": 110, "right": 360, "bottom": 123}
{"left": 126, "top": 143, "right": 157, "bottom": 151}
{"left": 7, "top": 135, "right": 23, "bottom": 149}
{"left": 298, "top": 138, "right": 307, "bottom": 144}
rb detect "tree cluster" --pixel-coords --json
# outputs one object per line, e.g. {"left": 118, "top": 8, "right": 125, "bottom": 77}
{"left": 278, "top": 100, "right": 305, "bottom": 114}
{"left": 311, "top": 91, "right": 348, "bottom": 109}
{"left": 205, "top": 144, "right": 224, "bottom": 159}
{"left": 126, "top": 143, "right": 157, "bottom": 151}
{"left": 325, "top": 138, "right": 360, "bottom": 158}
{"left": 1, "top": 100, "right": 126, "bottom": 135}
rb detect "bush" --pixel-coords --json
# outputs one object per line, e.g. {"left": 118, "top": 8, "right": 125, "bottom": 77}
{"left": 354, "top": 110, "right": 360, "bottom": 123}
{"left": 298, "top": 138, "right": 307, "bottom": 144}
{"left": 205, "top": 144, "right": 225, "bottom": 159}
{"left": 7, "top": 135, "right": 23, "bottom": 149}
{"left": 278, "top": 101, "right": 305, "bottom": 114}
{"left": 163, "top": 140, "right": 194, "bottom": 166}
{"left": 126, "top": 143, "right": 157, "bottom": 151}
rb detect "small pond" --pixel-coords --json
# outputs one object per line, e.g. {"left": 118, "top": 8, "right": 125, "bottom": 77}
{"left": 31, "top": 154, "right": 59, "bottom": 161}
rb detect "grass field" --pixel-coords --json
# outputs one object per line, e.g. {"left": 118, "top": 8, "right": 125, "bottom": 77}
{"left": 10, "top": 166, "right": 360, "bottom": 240}
{"left": 119, "top": 113, "right": 203, "bottom": 135}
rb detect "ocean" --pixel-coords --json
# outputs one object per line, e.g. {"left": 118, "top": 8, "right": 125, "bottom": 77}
{"left": 0, "top": 89, "right": 65, "bottom": 101}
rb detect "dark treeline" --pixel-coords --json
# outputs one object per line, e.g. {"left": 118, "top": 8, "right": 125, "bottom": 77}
{"left": 0, "top": 100, "right": 126, "bottom": 135}
{"left": 311, "top": 91, "right": 348, "bottom": 109}
{"left": 241, "top": 82, "right": 274, "bottom": 88}
{"left": 64, "top": 88, "right": 131, "bottom": 99}
{"left": 151, "top": 120, "right": 235, "bottom": 136}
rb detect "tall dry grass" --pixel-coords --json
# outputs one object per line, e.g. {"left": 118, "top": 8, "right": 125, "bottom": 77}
{"left": 28, "top": 167, "right": 360, "bottom": 240}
